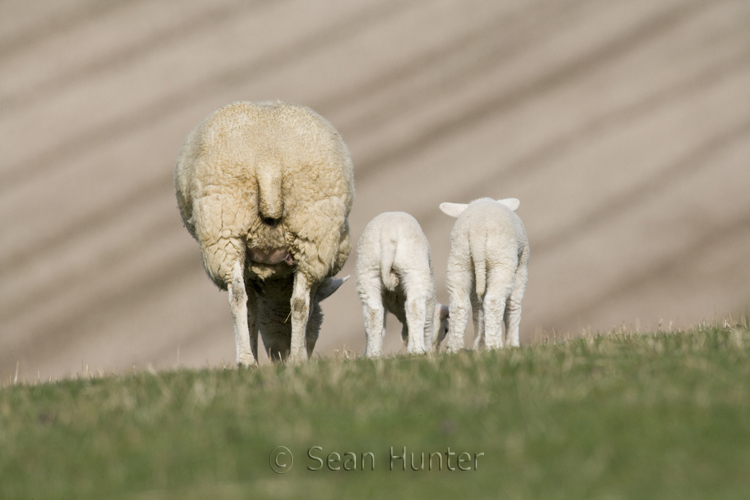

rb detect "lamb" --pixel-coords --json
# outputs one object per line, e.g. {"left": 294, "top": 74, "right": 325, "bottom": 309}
{"left": 439, "top": 198, "right": 529, "bottom": 352}
{"left": 174, "top": 100, "right": 354, "bottom": 365}
{"left": 355, "top": 212, "right": 449, "bottom": 357}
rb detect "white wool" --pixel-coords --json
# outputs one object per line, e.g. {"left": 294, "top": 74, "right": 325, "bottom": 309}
{"left": 356, "top": 212, "right": 449, "bottom": 357}
{"left": 175, "top": 101, "right": 353, "bottom": 365}
{"left": 439, "top": 198, "right": 529, "bottom": 352}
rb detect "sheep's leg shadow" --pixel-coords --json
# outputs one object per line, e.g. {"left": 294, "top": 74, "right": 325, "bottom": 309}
{"left": 305, "top": 287, "right": 324, "bottom": 359}
{"left": 247, "top": 285, "right": 259, "bottom": 362}
{"left": 305, "top": 327, "right": 319, "bottom": 359}
{"left": 289, "top": 271, "right": 311, "bottom": 363}
{"left": 400, "top": 323, "right": 409, "bottom": 350}
{"left": 264, "top": 336, "right": 291, "bottom": 362}
{"left": 229, "top": 261, "right": 257, "bottom": 367}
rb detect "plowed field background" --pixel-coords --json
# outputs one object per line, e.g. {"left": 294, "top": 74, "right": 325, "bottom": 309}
{"left": 2, "top": 0, "right": 749, "bottom": 380}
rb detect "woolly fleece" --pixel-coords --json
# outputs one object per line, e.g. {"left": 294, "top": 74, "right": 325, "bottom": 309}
{"left": 440, "top": 198, "right": 529, "bottom": 352}
{"left": 356, "top": 212, "right": 448, "bottom": 357}
{"left": 175, "top": 101, "right": 354, "bottom": 364}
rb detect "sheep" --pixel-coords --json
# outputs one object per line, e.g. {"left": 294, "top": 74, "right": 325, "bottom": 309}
{"left": 355, "top": 212, "right": 449, "bottom": 357}
{"left": 439, "top": 198, "right": 529, "bottom": 352}
{"left": 174, "top": 100, "right": 354, "bottom": 365}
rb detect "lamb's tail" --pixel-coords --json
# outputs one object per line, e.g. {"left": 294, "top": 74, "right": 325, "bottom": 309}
{"left": 380, "top": 237, "right": 398, "bottom": 292}
{"left": 256, "top": 165, "right": 283, "bottom": 221}
{"left": 472, "top": 232, "right": 486, "bottom": 298}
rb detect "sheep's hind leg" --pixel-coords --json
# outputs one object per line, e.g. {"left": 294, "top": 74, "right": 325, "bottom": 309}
{"left": 483, "top": 292, "right": 507, "bottom": 350}
{"left": 483, "top": 270, "right": 513, "bottom": 350}
{"left": 423, "top": 297, "right": 437, "bottom": 352}
{"left": 445, "top": 266, "right": 472, "bottom": 353}
{"left": 505, "top": 267, "right": 527, "bottom": 348}
{"left": 361, "top": 293, "right": 386, "bottom": 358}
{"left": 504, "top": 298, "right": 522, "bottom": 348}
{"left": 289, "top": 271, "right": 312, "bottom": 363}
{"left": 471, "top": 291, "right": 485, "bottom": 350}
{"left": 229, "top": 261, "right": 257, "bottom": 367}
{"left": 405, "top": 296, "right": 427, "bottom": 354}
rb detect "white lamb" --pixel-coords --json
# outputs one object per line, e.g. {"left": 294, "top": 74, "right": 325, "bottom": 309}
{"left": 439, "top": 198, "right": 529, "bottom": 352}
{"left": 356, "top": 212, "right": 449, "bottom": 357}
{"left": 175, "top": 101, "right": 353, "bottom": 365}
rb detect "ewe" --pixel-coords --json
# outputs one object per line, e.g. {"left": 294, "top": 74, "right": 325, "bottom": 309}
{"left": 439, "top": 198, "right": 529, "bottom": 352}
{"left": 356, "top": 212, "right": 449, "bottom": 357}
{"left": 175, "top": 101, "right": 353, "bottom": 365}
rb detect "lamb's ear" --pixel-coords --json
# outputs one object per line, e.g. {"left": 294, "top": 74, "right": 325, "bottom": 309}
{"left": 316, "top": 275, "right": 349, "bottom": 302}
{"left": 439, "top": 202, "right": 468, "bottom": 218}
{"left": 497, "top": 198, "right": 520, "bottom": 211}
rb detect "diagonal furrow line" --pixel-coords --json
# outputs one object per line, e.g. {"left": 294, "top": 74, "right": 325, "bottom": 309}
{"left": 1, "top": 0, "right": 282, "bottom": 114}
{"left": 532, "top": 120, "right": 750, "bottom": 256}
{"left": 146, "top": 316, "right": 229, "bottom": 367}
{"left": 0, "top": 174, "right": 173, "bottom": 271}
{"left": 332, "top": 0, "right": 596, "bottom": 140}
{"left": 0, "top": 0, "right": 413, "bottom": 191}
{"left": 353, "top": 1, "right": 710, "bottom": 181}
{"left": 0, "top": 212, "right": 184, "bottom": 324}
{"left": 459, "top": 50, "right": 750, "bottom": 213}
{"left": 314, "top": 0, "right": 585, "bottom": 124}
{"left": 0, "top": 0, "right": 145, "bottom": 58}
{"left": 5, "top": 13, "right": 747, "bottom": 281}
{"left": 552, "top": 210, "right": 750, "bottom": 331}
{"left": 413, "top": 49, "right": 750, "bottom": 239}
{"left": 0, "top": 247, "right": 202, "bottom": 372}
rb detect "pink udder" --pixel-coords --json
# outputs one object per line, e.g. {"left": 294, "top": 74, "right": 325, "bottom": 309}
{"left": 248, "top": 247, "right": 294, "bottom": 265}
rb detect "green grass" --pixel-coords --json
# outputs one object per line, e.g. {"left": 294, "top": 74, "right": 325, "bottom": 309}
{"left": 2, "top": 323, "right": 750, "bottom": 499}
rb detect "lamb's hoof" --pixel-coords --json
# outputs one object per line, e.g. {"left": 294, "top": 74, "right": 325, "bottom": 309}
{"left": 236, "top": 354, "right": 258, "bottom": 368}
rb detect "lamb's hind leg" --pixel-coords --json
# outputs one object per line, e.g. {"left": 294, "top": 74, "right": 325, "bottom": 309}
{"left": 289, "top": 271, "right": 312, "bottom": 363}
{"left": 360, "top": 276, "right": 386, "bottom": 358}
{"left": 483, "top": 269, "right": 514, "bottom": 350}
{"left": 229, "top": 261, "right": 257, "bottom": 367}
{"left": 405, "top": 296, "right": 427, "bottom": 354}
{"left": 471, "top": 290, "right": 485, "bottom": 350}
{"left": 504, "top": 263, "right": 528, "bottom": 348}
{"left": 446, "top": 264, "right": 472, "bottom": 353}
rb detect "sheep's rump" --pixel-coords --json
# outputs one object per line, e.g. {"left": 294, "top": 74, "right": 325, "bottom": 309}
{"left": 175, "top": 101, "right": 354, "bottom": 287}
{"left": 448, "top": 201, "right": 527, "bottom": 297}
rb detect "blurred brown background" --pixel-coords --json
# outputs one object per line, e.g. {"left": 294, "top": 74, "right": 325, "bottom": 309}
{"left": 2, "top": 0, "right": 749, "bottom": 381}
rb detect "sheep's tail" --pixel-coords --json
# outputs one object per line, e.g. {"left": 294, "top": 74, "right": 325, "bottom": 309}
{"left": 472, "top": 232, "right": 486, "bottom": 298}
{"left": 256, "top": 166, "right": 283, "bottom": 220}
{"left": 380, "top": 237, "right": 398, "bottom": 292}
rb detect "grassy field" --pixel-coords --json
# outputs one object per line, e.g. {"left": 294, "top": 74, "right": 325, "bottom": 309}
{"left": 2, "top": 322, "right": 750, "bottom": 500}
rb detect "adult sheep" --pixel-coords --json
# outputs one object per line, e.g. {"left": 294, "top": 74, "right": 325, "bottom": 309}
{"left": 439, "top": 198, "right": 529, "bottom": 352}
{"left": 175, "top": 101, "right": 354, "bottom": 365}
